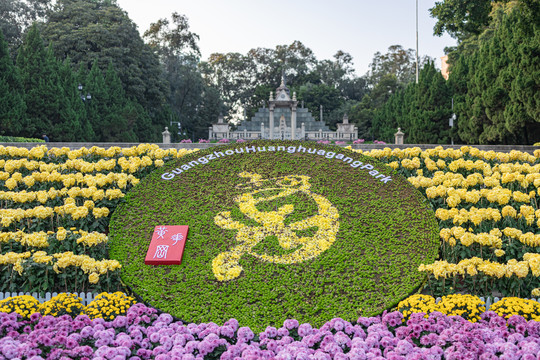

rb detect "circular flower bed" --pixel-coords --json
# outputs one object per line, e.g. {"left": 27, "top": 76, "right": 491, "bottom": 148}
{"left": 109, "top": 141, "right": 439, "bottom": 330}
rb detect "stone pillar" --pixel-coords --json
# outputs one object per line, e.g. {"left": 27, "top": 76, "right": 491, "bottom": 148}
{"left": 301, "top": 122, "right": 305, "bottom": 140}
{"left": 395, "top": 128, "right": 405, "bottom": 145}
{"left": 269, "top": 104, "right": 275, "bottom": 139}
{"left": 261, "top": 122, "right": 265, "bottom": 139}
{"left": 208, "top": 127, "right": 213, "bottom": 139}
{"left": 244, "top": 129, "right": 247, "bottom": 139}
{"left": 162, "top": 127, "right": 171, "bottom": 144}
{"left": 291, "top": 104, "right": 297, "bottom": 140}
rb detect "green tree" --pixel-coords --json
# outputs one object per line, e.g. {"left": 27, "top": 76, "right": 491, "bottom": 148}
{"left": 41, "top": 0, "right": 167, "bottom": 114}
{"left": 16, "top": 23, "right": 48, "bottom": 137}
{"left": 143, "top": 11, "right": 222, "bottom": 141}
{"left": 17, "top": 23, "right": 81, "bottom": 140}
{"left": 501, "top": 2, "right": 540, "bottom": 144}
{"left": 371, "top": 61, "right": 453, "bottom": 144}
{"left": 201, "top": 52, "right": 255, "bottom": 121}
{"left": 449, "top": 2, "right": 539, "bottom": 144}
{"left": 83, "top": 60, "right": 136, "bottom": 142}
{"left": 196, "top": 86, "right": 222, "bottom": 139}
{"left": 0, "top": 0, "right": 52, "bottom": 52}
{"left": 54, "top": 57, "right": 85, "bottom": 141}
{"left": 247, "top": 47, "right": 283, "bottom": 87}
{"left": 274, "top": 41, "right": 318, "bottom": 86}
{"left": 430, "top": 0, "right": 498, "bottom": 40}
{"left": 363, "top": 44, "right": 433, "bottom": 130}
{"left": 143, "top": 12, "right": 200, "bottom": 58}
{"left": 316, "top": 50, "right": 368, "bottom": 102}
{"left": 368, "top": 45, "right": 419, "bottom": 88}
{"left": 339, "top": 76, "right": 369, "bottom": 102}
{"left": 0, "top": 28, "right": 27, "bottom": 136}
{"left": 407, "top": 61, "right": 453, "bottom": 144}
{"left": 349, "top": 95, "right": 374, "bottom": 140}
{"left": 371, "top": 89, "right": 404, "bottom": 143}
{"left": 121, "top": 100, "right": 152, "bottom": 142}
{"left": 297, "top": 83, "right": 343, "bottom": 128}
{"left": 165, "top": 55, "right": 206, "bottom": 140}
{"left": 370, "top": 73, "right": 400, "bottom": 109}
{"left": 316, "top": 51, "right": 354, "bottom": 88}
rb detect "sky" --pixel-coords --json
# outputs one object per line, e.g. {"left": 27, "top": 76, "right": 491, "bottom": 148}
{"left": 115, "top": 0, "right": 456, "bottom": 77}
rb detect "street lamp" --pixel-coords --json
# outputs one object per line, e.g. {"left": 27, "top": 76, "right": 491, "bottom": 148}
{"left": 170, "top": 121, "right": 182, "bottom": 136}
{"left": 415, "top": 0, "right": 419, "bottom": 84}
{"left": 449, "top": 97, "right": 456, "bottom": 145}
{"left": 78, "top": 84, "right": 91, "bottom": 102}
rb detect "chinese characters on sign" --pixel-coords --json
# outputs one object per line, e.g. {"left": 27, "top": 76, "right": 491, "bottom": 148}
{"left": 145, "top": 225, "right": 189, "bottom": 265}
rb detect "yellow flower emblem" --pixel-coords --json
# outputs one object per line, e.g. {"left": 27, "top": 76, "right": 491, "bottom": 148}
{"left": 212, "top": 172, "right": 339, "bottom": 281}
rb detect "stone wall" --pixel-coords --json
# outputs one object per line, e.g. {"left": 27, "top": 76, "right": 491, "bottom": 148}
{"left": 0, "top": 141, "right": 538, "bottom": 154}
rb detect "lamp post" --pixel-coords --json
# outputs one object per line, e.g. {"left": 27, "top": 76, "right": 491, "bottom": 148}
{"left": 415, "top": 0, "right": 419, "bottom": 84}
{"left": 449, "top": 98, "right": 456, "bottom": 145}
{"left": 170, "top": 121, "right": 182, "bottom": 135}
{"left": 78, "top": 84, "right": 91, "bottom": 102}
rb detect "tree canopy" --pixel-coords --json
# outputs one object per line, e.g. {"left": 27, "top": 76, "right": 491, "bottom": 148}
{"left": 0, "top": 28, "right": 26, "bottom": 136}
{"left": 446, "top": 0, "right": 540, "bottom": 144}
{"left": 0, "top": 0, "right": 536, "bottom": 145}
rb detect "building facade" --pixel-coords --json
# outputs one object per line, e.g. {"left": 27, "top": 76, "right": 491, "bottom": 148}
{"left": 209, "top": 80, "right": 358, "bottom": 141}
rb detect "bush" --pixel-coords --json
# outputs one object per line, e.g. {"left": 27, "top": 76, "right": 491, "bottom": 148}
{"left": 0, "top": 136, "right": 44, "bottom": 143}
{"left": 38, "top": 293, "right": 85, "bottom": 317}
{"left": 490, "top": 297, "right": 540, "bottom": 321}
{"left": 397, "top": 294, "right": 437, "bottom": 319}
{"left": 85, "top": 291, "right": 136, "bottom": 320}
{"left": 436, "top": 294, "right": 485, "bottom": 322}
{"left": 0, "top": 295, "right": 40, "bottom": 319}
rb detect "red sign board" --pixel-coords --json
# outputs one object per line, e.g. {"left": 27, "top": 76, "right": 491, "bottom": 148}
{"left": 145, "top": 225, "right": 189, "bottom": 265}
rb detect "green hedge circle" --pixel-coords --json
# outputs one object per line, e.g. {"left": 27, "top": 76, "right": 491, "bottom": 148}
{"left": 109, "top": 141, "right": 439, "bottom": 330}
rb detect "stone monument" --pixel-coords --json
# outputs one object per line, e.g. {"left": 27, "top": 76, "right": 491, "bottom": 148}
{"left": 209, "top": 78, "right": 358, "bottom": 141}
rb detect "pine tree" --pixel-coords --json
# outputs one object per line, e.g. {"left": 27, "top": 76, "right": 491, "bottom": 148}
{"left": 16, "top": 23, "right": 49, "bottom": 138}
{"left": 349, "top": 94, "right": 374, "bottom": 140}
{"left": 407, "top": 61, "right": 453, "bottom": 144}
{"left": 122, "top": 100, "right": 150, "bottom": 142}
{"left": 84, "top": 60, "right": 138, "bottom": 142}
{"left": 75, "top": 64, "right": 95, "bottom": 141}
{"left": 371, "top": 90, "right": 403, "bottom": 143}
{"left": 502, "top": 6, "right": 540, "bottom": 144}
{"left": 103, "top": 61, "right": 135, "bottom": 142}
{"left": 446, "top": 54, "right": 470, "bottom": 143}
{"left": 84, "top": 60, "right": 110, "bottom": 142}
{"left": 16, "top": 24, "right": 79, "bottom": 141}
{"left": 0, "top": 28, "right": 26, "bottom": 136}
{"left": 449, "top": 2, "right": 539, "bottom": 145}
{"left": 371, "top": 61, "right": 453, "bottom": 144}
{"left": 476, "top": 22, "right": 513, "bottom": 144}
{"left": 452, "top": 52, "right": 488, "bottom": 144}
{"left": 56, "top": 58, "right": 86, "bottom": 141}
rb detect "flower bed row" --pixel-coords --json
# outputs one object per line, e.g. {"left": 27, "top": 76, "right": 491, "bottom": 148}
{"left": 5, "top": 292, "right": 540, "bottom": 323}
{"left": 0, "top": 292, "right": 135, "bottom": 320}
{"left": 0, "top": 145, "right": 188, "bottom": 295}
{"left": 3, "top": 297, "right": 540, "bottom": 359}
{"left": 185, "top": 139, "right": 385, "bottom": 144}
{"left": 354, "top": 146, "right": 540, "bottom": 298}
